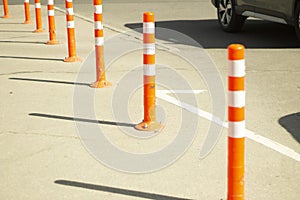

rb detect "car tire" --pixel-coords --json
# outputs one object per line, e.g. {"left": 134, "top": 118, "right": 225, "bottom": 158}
{"left": 217, "top": 0, "right": 246, "bottom": 32}
{"left": 294, "top": 3, "right": 300, "bottom": 40}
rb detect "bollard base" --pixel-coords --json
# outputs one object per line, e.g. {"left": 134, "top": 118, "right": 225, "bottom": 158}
{"left": 23, "top": 20, "right": 32, "bottom": 24}
{"left": 64, "top": 56, "right": 82, "bottom": 62}
{"left": 90, "top": 80, "right": 112, "bottom": 88}
{"left": 46, "top": 40, "right": 60, "bottom": 45}
{"left": 135, "top": 121, "right": 164, "bottom": 132}
{"left": 2, "top": 15, "right": 10, "bottom": 18}
{"left": 33, "top": 29, "right": 45, "bottom": 33}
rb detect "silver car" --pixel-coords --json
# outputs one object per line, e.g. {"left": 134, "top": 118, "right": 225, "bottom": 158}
{"left": 211, "top": 0, "right": 300, "bottom": 39}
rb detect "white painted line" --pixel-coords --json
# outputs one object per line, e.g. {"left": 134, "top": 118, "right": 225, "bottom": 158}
{"left": 53, "top": 6, "right": 300, "bottom": 162}
{"left": 157, "top": 91, "right": 300, "bottom": 162}
{"left": 157, "top": 90, "right": 207, "bottom": 94}
{"left": 245, "top": 129, "right": 300, "bottom": 162}
{"left": 53, "top": 6, "right": 179, "bottom": 52}
{"left": 157, "top": 91, "right": 225, "bottom": 127}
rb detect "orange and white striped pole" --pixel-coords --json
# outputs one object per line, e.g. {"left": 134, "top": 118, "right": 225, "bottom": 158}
{"left": 46, "top": 0, "right": 59, "bottom": 45}
{"left": 33, "top": 0, "right": 44, "bottom": 32}
{"left": 2, "top": 0, "right": 10, "bottom": 18}
{"left": 227, "top": 44, "right": 245, "bottom": 200}
{"left": 135, "top": 12, "right": 163, "bottom": 132}
{"left": 64, "top": 0, "right": 80, "bottom": 62}
{"left": 23, "top": 0, "right": 31, "bottom": 24}
{"left": 90, "top": 0, "right": 111, "bottom": 88}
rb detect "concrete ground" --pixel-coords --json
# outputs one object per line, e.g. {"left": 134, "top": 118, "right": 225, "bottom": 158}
{"left": 0, "top": 1, "right": 299, "bottom": 200}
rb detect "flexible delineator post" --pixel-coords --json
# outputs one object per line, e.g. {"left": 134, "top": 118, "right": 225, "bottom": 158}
{"left": 64, "top": 0, "right": 80, "bottom": 62}
{"left": 33, "top": 0, "right": 44, "bottom": 32}
{"left": 135, "top": 12, "right": 163, "bottom": 132}
{"left": 2, "top": 0, "right": 10, "bottom": 18}
{"left": 227, "top": 44, "right": 245, "bottom": 200}
{"left": 23, "top": 0, "right": 31, "bottom": 24}
{"left": 46, "top": 0, "right": 59, "bottom": 45}
{"left": 90, "top": 0, "right": 111, "bottom": 88}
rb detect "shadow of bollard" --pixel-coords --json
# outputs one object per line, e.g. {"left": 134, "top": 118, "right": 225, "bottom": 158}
{"left": 279, "top": 112, "right": 300, "bottom": 143}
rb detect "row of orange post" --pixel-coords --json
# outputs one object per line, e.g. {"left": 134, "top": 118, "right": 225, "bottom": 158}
{"left": 1, "top": 0, "right": 109, "bottom": 89}
{"left": 2, "top": 1, "right": 246, "bottom": 199}
{"left": 1, "top": 0, "right": 80, "bottom": 61}
{"left": 1, "top": 0, "right": 162, "bottom": 132}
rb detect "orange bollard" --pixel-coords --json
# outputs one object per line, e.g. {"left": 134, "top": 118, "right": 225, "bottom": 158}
{"left": 227, "top": 44, "right": 245, "bottom": 200}
{"left": 2, "top": 0, "right": 10, "bottom": 18}
{"left": 135, "top": 12, "right": 163, "bottom": 132}
{"left": 64, "top": 0, "right": 80, "bottom": 62}
{"left": 23, "top": 0, "right": 31, "bottom": 24}
{"left": 33, "top": 0, "right": 45, "bottom": 32}
{"left": 46, "top": 0, "right": 59, "bottom": 45}
{"left": 90, "top": 0, "right": 111, "bottom": 88}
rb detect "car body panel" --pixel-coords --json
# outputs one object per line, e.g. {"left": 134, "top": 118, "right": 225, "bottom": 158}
{"left": 238, "top": 0, "right": 256, "bottom": 7}
{"left": 212, "top": 0, "right": 300, "bottom": 39}
{"left": 212, "top": 0, "right": 297, "bottom": 25}
{"left": 253, "top": 0, "right": 294, "bottom": 18}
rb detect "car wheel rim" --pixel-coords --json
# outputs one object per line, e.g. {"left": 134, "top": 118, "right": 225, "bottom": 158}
{"left": 219, "top": 0, "right": 232, "bottom": 26}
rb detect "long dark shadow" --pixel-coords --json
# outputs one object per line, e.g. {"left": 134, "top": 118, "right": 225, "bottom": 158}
{"left": 278, "top": 112, "right": 300, "bottom": 143}
{"left": 29, "top": 113, "right": 135, "bottom": 128}
{"left": 0, "top": 40, "right": 46, "bottom": 44}
{"left": 55, "top": 180, "right": 192, "bottom": 200}
{"left": 0, "top": 55, "right": 63, "bottom": 62}
{"left": 0, "top": 30, "right": 35, "bottom": 33}
{"left": 125, "top": 19, "right": 300, "bottom": 48}
{"left": 9, "top": 77, "right": 90, "bottom": 86}
{"left": 0, "top": 23, "right": 25, "bottom": 25}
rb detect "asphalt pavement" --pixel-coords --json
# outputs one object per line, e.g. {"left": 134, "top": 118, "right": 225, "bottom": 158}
{"left": 0, "top": 1, "right": 299, "bottom": 200}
